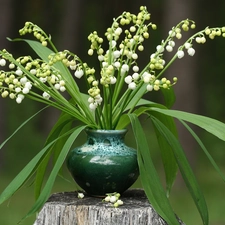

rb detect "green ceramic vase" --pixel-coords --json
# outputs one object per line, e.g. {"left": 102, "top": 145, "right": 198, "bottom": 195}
{"left": 67, "top": 129, "right": 139, "bottom": 196}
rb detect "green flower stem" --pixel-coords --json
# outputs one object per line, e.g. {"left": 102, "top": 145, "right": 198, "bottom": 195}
{"left": 102, "top": 86, "right": 111, "bottom": 129}
{"left": 27, "top": 92, "right": 94, "bottom": 126}
{"left": 112, "top": 89, "right": 135, "bottom": 128}
{"left": 155, "top": 28, "right": 209, "bottom": 80}
{"left": 112, "top": 19, "right": 147, "bottom": 108}
{"left": 4, "top": 48, "right": 95, "bottom": 126}
{"left": 59, "top": 53, "right": 96, "bottom": 124}
{"left": 2, "top": 48, "right": 95, "bottom": 126}
{"left": 95, "top": 106, "right": 104, "bottom": 128}
{"left": 126, "top": 84, "right": 147, "bottom": 114}
{"left": 33, "top": 22, "right": 58, "bottom": 53}
{"left": 111, "top": 62, "right": 125, "bottom": 108}
{"left": 108, "top": 85, "right": 113, "bottom": 129}
{"left": 112, "top": 81, "right": 147, "bottom": 128}
{"left": 112, "top": 88, "right": 130, "bottom": 114}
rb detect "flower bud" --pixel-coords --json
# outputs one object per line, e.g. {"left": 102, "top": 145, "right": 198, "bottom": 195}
{"left": 78, "top": 193, "right": 84, "bottom": 199}
{"left": 128, "top": 82, "right": 136, "bottom": 90}
{"left": 109, "top": 196, "right": 117, "bottom": 203}
{"left": 177, "top": 50, "right": 184, "bottom": 59}
{"left": 74, "top": 70, "right": 84, "bottom": 79}
{"left": 166, "top": 45, "right": 173, "bottom": 52}
{"left": 117, "top": 199, "right": 123, "bottom": 205}
{"left": 104, "top": 196, "right": 111, "bottom": 202}
{"left": 187, "top": 47, "right": 195, "bottom": 56}
{"left": 0, "top": 59, "right": 6, "bottom": 66}
{"left": 125, "top": 75, "right": 132, "bottom": 84}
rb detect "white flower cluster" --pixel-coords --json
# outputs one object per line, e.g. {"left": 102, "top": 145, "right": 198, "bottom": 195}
{"left": 103, "top": 192, "right": 123, "bottom": 208}
{"left": 85, "top": 6, "right": 175, "bottom": 107}
{"left": 153, "top": 23, "right": 197, "bottom": 60}
{"left": 0, "top": 51, "right": 67, "bottom": 104}
{"left": 1, "top": 6, "right": 225, "bottom": 114}
{"left": 162, "top": 22, "right": 225, "bottom": 61}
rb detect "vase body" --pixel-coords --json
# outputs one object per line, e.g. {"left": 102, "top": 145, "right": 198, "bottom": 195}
{"left": 67, "top": 129, "right": 139, "bottom": 196}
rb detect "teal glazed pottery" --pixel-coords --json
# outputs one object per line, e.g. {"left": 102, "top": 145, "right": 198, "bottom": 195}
{"left": 67, "top": 129, "right": 139, "bottom": 196}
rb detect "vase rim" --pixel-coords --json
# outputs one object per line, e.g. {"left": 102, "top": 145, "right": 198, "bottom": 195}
{"left": 86, "top": 128, "right": 127, "bottom": 134}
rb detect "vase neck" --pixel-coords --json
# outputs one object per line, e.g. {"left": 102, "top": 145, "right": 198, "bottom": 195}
{"left": 86, "top": 129, "right": 127, "bottom": 145}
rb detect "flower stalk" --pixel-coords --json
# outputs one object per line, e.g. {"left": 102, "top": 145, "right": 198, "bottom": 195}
{"left": 0, "top": 6, "right": 225, "bottom": 130}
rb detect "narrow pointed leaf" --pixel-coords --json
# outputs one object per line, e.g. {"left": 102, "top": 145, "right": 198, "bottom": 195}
{"left": 149, "top": 111, "right": 178, "bottom": 196}
{"left": 34, "top": 150, "right": 52, "bottom": 200}
{"left": 0, "top": 138, "right": 55, "bottom": 204}
{"left": 22, "top": 125, "right": 87, "bottom": 220}
{"left": 116, "top": 101, "right": 167, "bottom": 130}
{"left": 180, "top": 119, "right": 225, "bottom": 182}
{"left": 116, "top": 106, "right": 149, "bottom": 129}
{"left": 0, "top": 126, "right": 79, "bottom": 205}
{"left": 129, "top": 114, "right": 180, "bottom": 225}
{"left": 0, "top": 106, "right": 48, "bottom": 150}
{"left": 150, "top": 107, "right": 225, "bottom": 141}
{"left": 161, "top": 86, "right": 176, "bottom": 108}
{"left": 34, "top": 113, "right": 74, "bottom": 199}
{"left": 8, "top": 38, "right": 82, "bottom": 97}
{"left": 22, "top": 39, "right": 53, "bottom": 61}
{"left": 151, "top": 116, "right": 209, "bottom": 225}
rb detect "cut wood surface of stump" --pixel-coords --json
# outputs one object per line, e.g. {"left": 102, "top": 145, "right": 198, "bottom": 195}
{"left": 34, "top": 189, "right": 185, "bottom": 225}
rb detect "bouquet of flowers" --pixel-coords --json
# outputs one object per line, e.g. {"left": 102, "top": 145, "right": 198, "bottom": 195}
{"left": 0, "top": 6, "right": 225, "bottom": 225}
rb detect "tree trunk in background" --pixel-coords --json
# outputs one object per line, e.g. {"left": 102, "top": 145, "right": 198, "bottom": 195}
{"left": 162, "top": 0, "right": 198, "bottom": 169}
{"left": 0, "top": 0, "right": 13, "bottom": 168}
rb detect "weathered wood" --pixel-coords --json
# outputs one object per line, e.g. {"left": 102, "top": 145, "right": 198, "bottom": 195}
{"left": 33, "top": 189, "right": 185, "bottom": 225}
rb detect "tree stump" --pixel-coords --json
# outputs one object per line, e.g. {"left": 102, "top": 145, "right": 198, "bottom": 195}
{"left": 33, "top": 189, "right": 185, "bottom": 225}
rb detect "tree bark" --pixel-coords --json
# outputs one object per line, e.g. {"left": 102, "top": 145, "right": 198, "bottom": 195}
{"left": 34, "top": 189, "right": 185, "bottom": 225}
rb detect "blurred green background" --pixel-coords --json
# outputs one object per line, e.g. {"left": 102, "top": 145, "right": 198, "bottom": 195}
{"left": 1, "top": 0, "right": 225, "bottom": 225}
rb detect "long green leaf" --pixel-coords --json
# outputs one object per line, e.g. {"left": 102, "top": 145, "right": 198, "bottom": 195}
{"left": 34, "top": 149, "right": 52, "bottom": 200}
{"left": 0, "top": 106, "right": 48, "bottom": 149}
{"left": 117, "top": 104, "right": 179, "bottom": 196}
{"left": 161, "top": 86, "right": 176, "bottom": 108}
{"left": 34, "top": 112, "right": 74, "bottom": 199}
{"left": 116, "top": 101, "right": 166, "bottom": 129}
{"left": 0, "top": 125, "right": 79, "bottom": 205}
{"left": 129, "top": 114, "right": 180, "bottom": 225}
{"left": 116, "top": 106, "right": 149, "bottom": 129}
{"left": 150, "top": 107, "right": 225, "bottom": 141}
{"left": 179, "top": 119, "right": 225, "bottom": 182}
{"left": 149, "top": 111, "right": 178, "bottom": 196}
{"left": 151, "top": 116, "right": 209, "bottom": 225}
{"left": 22, "top": 125, "right": 87, "bottom": 221}
{"left": 0, "top": 137, "right": 55, "bottom": 204}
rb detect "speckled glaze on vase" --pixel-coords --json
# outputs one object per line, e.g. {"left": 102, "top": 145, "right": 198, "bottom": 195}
{"left": 67, "top": 129, "right": 139, "bottom": 196}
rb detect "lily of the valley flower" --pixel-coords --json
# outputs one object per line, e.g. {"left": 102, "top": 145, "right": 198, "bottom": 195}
{"left": 177, "top": 50, "right": 185, "bottom": 59}
{"left": 103, "top": 192, "right": 123, "bottom": 208}
{"left": 0, "top": 6, "right": 225, "bottom": 129}
{"left": 77, "top": 192, "right": 84, "bottom": 199}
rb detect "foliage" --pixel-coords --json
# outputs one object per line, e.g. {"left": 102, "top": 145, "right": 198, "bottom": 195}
{"left": 0, "top": 6, "right": 225, "bottom": 225}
